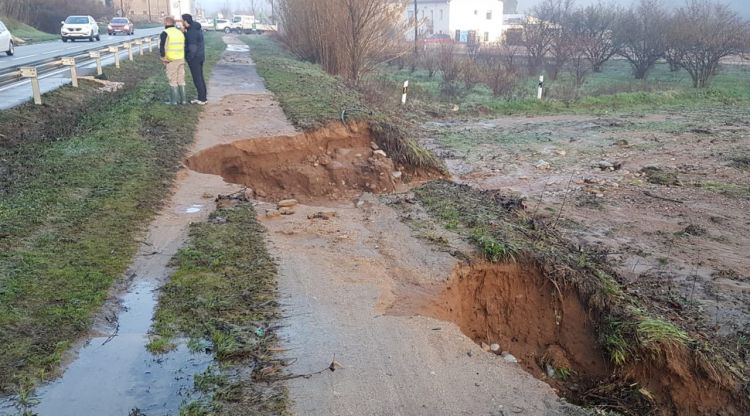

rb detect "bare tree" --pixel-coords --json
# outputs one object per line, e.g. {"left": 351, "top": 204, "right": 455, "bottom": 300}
{"left": 669, "top": 0, "right": 750, "bottom": 88}
{"left": 615, "top": 0, "right": 669, "bottom": 79}
{"left": 545, "top": 0, "right": 576, "bottom": 80}
{"left": 436, "top": 42, "right": 462, "bottom": 95}
{"left": 420, "top": 49, "right": 439, "bottom": 78}
{"left": 570, "top": 2, "right": 621, "bottom": 73}
{"left": 521, "top": 10, "right": 556, "bottom": 74}
{"left": 478, "top": 47, "right": 521, "bottom": 97}
{"left": 278, "top": 0, "right": 408, "bottom": 82}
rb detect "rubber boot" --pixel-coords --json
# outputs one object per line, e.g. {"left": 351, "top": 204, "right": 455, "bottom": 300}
{"left": 165, "top": 87, "right": 178, "bottom": 105}
{"left": 178, "top": 85, "right": 188, "bottom": 105}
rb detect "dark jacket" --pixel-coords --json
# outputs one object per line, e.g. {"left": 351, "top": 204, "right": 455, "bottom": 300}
{"left": 184, "top": 21, "right": 205, "bottom": 62}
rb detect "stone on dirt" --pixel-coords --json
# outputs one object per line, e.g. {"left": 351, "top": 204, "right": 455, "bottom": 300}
{"left": 308, "top": 211, "right": 336, "bottom": 220}
{"left": 501, "top": 352, "right": 518, "bottom": 363}
{"left": 373, "top": 150, "right": 387, "bottom": 158}
{"left": 392, "top": 171, "right": 403, "bottom": 180}
{"left": 535, "top": 160, "right": 551, "bottom": 170}
{"left": 481, "top": 342, "right": 491, "bottom": 352}
{"left": 370, "top": 141, "right": 380, "bottom": 150}
{"left": 266, "top": 209, "right": 281, "bottom": 218}
{"left": 278, "top": 199, "right": 298, "bottom": 208}
{"left": 243, "top": 188, "right": 255, "bottom": 200}
{"left": 279, "top": 207, "right": 295, "bottom": 215}
{"left": 490, "top": 343, "right": 501, "bottom": 354}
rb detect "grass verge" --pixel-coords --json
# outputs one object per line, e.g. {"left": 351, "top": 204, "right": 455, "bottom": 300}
{"left": 150, "top": 203, "right": 287, "bottom": 415}
{"left": 405, "top": 180, "right": 748, "bottom": 413}
{"left": 1, "top": 16, "right": 58, "bottom": 43}
{"left": 0, "top": 33, "right": 224, "bottom": 393}
{"left": 241, "top": 35, "right": 445, "bottom": 174}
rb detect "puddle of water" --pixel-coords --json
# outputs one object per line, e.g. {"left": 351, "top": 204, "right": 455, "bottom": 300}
{"left": 225, "top": 44, "right": 250, "bottom": 52}
{"left": 0, "top": 280, "right": 211, "bottom": 416}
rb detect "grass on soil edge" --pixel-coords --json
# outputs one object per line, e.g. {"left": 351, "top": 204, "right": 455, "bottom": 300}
{"left": 404, "top": 180, "right": 749, "bottom": 414}
{"left": 0, "top": 33, "right": 224, "bottom": 394}
{"left": 1, "top": 16, "right": 58, "bottom": 43}
{"left": 241, "top": 35, "right": 445, "bottom": 175}
{"left": 149, "top": 203, "right": 287, "bottom": 415}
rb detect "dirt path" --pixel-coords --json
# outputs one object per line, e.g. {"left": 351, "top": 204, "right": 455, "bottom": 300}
{"left": 180, "top": 39, "right": 582, "bottom": 415}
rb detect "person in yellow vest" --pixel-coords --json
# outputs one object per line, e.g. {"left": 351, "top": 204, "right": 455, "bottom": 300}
{"left": 159, "top": 16, "right": 186, "bottom": 105}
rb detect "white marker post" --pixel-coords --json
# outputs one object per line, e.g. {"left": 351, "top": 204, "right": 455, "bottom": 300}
{"left": 401, "top": 80, "right": 409, "bottom": 105}
{"left": 537, "top": 75, "right": 544, "bottom": 100}
{"left": 61, "top": 57, "right": 78, "bottom": 87}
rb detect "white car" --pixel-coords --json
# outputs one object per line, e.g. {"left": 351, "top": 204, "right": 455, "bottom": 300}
{"left": 61, "top": 15, "right": 100, "bottom": 42}
{"left": 0, "top": 20, "right": 14, "bottom": 56}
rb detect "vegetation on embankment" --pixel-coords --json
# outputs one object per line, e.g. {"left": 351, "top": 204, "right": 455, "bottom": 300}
{"left": 405, "top": 180, "right": 749, "bottom": 415}
{"left": 0, "top": 33, "right": 224, "bottom": 393}
{"left": 149, "top": 202, "right": 287, "bottom": 415}
{"left": 242, "top": 35, "right": 445, "bottom": 174}
{"left": 378, "top": 58, "right": 750, "bottom": 117}
{"left": 1, "top": 16, "right": 58, "bottom": 43}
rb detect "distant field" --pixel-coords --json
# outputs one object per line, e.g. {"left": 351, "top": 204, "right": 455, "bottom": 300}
{"left": 379, "top": 57, "right": 750, "bottom": 116}
{"left": 1, "top": 16, "right": 58, "bottom": 44}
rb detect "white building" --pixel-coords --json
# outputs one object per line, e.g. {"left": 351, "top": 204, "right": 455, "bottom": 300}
{"left": 405, "top": 0, "right": 504, "bottom": 44}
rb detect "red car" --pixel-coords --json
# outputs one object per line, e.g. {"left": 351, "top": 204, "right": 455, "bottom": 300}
{"left": 422, "top": 33, "right": 453, "bottom": 45}
{"left": 107, "top": 18, "right": 134, "bottom": 36}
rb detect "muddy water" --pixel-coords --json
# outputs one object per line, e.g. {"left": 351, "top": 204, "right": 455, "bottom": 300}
{"left": 0, "top": 37, "right": 266, "bottom": 415}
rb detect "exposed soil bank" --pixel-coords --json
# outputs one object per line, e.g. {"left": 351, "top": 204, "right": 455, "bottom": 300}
{"left": 185, "top": 122, "right": 403, "bottom": 202}
{"left": 424, "top": 262, "right": 611, "bottom": 384}
{"left": 410, "top": 259, "right": 747, "bottom": 415}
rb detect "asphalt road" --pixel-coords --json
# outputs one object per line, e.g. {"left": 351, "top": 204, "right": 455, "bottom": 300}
{"left": 0, "top": 27, "right": 163, "bottom": 70}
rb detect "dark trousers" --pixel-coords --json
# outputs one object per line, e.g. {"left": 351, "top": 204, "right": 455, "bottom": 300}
{"left": 187, "top": 58, "right": 207, "bottom": 101}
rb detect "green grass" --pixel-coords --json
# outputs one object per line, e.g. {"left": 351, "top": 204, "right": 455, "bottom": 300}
{"left": 0, "top": 33, "right": 224, "bottom": 393}
{"left": 379, "top": 58, "right": 750, "bottom": 116}
{"left": 241, "top": 35, "right": 366, "bottom": 130}
{"left": 151, "top": 204, "right": 287, "bottom": 415}
{"left": 1, "top": 16, "right": 58, "bottom": 43}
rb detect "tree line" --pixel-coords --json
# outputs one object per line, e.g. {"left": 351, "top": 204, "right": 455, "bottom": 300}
{"left": 275, "top": 0, "right": 748, "bottom": 93}
{"left": 521, "top": 0, "right": 749, "bottom": 88}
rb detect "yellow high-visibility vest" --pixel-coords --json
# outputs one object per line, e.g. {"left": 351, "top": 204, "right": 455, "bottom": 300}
{"left": 164, "top": 27, "right": 185, "bottom": 61}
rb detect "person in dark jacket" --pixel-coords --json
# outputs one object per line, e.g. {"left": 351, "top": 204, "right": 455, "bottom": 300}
{"left": 181, "top": 14, "right": 207, "bottom": 105}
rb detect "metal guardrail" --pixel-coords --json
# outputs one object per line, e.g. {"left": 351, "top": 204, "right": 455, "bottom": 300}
{"left": 0, "top": 35, "right": 160, "bottom": 105}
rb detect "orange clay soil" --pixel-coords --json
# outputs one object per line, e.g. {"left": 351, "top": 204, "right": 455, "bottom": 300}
{"left": 414, "top": 262, "right": 747, "bottom": 415}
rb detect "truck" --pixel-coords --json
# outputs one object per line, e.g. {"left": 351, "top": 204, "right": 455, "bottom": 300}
{"left": 228, "top": 15, "right": 255, "bottom": 34}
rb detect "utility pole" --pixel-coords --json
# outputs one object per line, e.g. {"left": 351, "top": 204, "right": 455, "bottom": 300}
{"left": 147, "top": 0, "right": 152, "bottom": 22}
{"left": 414, "top": 0, "right": 418, "bottom": 56}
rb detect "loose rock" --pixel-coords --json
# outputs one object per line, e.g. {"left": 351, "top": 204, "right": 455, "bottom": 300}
{"left": 535, "top": 160, "right": 551, "bottom": 170}
{"left": 373, "top": 150, "right": 387, "bottom": 158}
{"left": 279, "top": 207, "right": 295, "bottom": 215}
{"left": 490, "top": 343, "right": 501, "bottom": 354}
{"left": 277, "top": 199, "right": 298, "bottom": 208}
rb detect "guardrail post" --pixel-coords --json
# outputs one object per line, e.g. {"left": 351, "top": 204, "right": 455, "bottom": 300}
{"left": 61, "top": 57, "right": 78, "bottom": 87}
{"left": 146, "top": 37, "right": 153, "bottom": 53}
{"left": 89, "top": 51, "right": 102, "bottom": 76}
{"left": 20, "top": 67, "right": 42, "bottom": 105}
{"left": 135, "top": 40, "right": 144, "bottom": 56}
{"left": 109, "top": 46, "right": 120, "bottom": 68}
{"left": 125, "top": 42, "right": 133, "bottom": 61}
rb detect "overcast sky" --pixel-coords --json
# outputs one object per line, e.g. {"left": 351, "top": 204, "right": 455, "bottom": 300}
{"left": 517, "top": 0, "right": 749, "bottom": 17}
{"left": 196, "top": 0, "right": 750, "bottom": 18}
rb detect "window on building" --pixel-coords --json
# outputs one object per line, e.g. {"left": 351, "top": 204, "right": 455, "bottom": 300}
{"left": 486, "top": 10, "right": 492, "bottom": 20}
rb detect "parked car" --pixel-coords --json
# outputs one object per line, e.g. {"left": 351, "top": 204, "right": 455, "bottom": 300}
{"left": 107, "top": 17, "right": 134, "bottom": 36}
{"left": 423, "top": 33, "right": 453, "bottom": 45}
{"left": 61, "top": 15, "right": 100, "bottom": 42}
{"left": 206, "top": 18, "right": 231, "bottom": 32}
{"left": 0, "top": 19, "right": 14, "bottom": 56}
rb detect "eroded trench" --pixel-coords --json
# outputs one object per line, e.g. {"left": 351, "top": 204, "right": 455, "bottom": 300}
{"left": 405, "top": 261, "right": 746, "bottom": 416}
{"left": 185, "top": 124, "right": 746, "bottom": 416}
{"left": 186, "top": 123, "right": 403, "bottom": 202}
